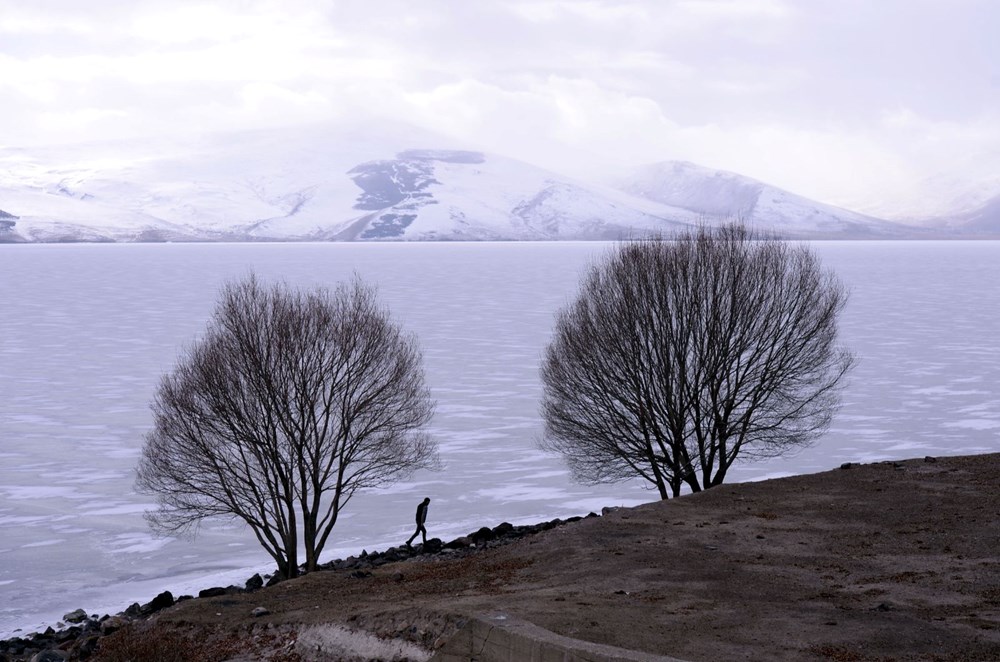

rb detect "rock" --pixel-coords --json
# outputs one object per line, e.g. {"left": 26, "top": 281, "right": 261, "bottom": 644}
{"left": 840, "top": 462, "right": 853, "bottom": 469}
{"left": 471, "top": 526, "right": 495, "bottom": 546}
{"left": 350, "top": 570, "right": 372, "bottom": 579}
{"left": 443, "top": 536, "right": 472, "bottom": 550}
{"left": 251, "top": 607, "right": 270, "bottom": 617}
{"left": 245, "top": 573, "right": 264, "bottom": 591}
{"left": 61, "top": 609, "right": 87, "bottom": 624}
{"left": 29, "top": 651, "right": 66, "bottom": 662}
{"left": 492, "top": 522, "right": 514, "bottom": 537}
{"left": 925, "top": 455, "right": 938, "bottom": 463}
{"left": 540, "top": 518, "right": 563, "bottom": 530}
{"left": 265, "top": 573, "right": 284, "bottom": 587}
{"left": 423, "top": 538, "right": 443, "bottom": 554}
{"left": 71, "top": 635, "right": 100, "bottom": 659}
{"left": 100, "top": 616, "right": 128, "bottom": 636}
{"left": 601, "top": 506, "right": 621, "bottom": 516}
{"left": 198, "top": 587, "right": 228, "bottom": 598}
{"left": 123, "top": 602, "right": 142, "bottom": 617}
{"left": 141, "top": 590, "right": 174, "bottom": 615}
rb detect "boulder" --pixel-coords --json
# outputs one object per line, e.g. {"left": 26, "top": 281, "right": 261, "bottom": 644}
{"left": 251, "top": 607, "right": 270, "bottom": 617}
{"left": 245, "top": 573, "right": 264, "bottom": 591}
{"left": 71, "top": 635, "right": 100, "bottom": 660}
{"left": 141, "top": 590, "right": 174, "bottom": 615}
{"left": 444, "top": 536, "right": 472, "bottom": 550}
{"left": 492, "top": 522, "right": 514, "bottom": 537}
{"left": 61, "top": 609, "right": 87, "bottom": 624}
{"left": 29, "top": 651, "right": 66, "bottom": 662}
{"left": 198, "top": 587, "right": 227, "bottom": 598}
{"left": 471, "top": 526, "right": 495, "bottom": 546}
{"left": 100, "top": 616, "right": 129, "bottom": 636}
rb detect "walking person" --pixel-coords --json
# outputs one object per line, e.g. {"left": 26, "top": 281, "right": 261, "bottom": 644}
{"left": 406, "top": 497, "right": 431, "bottom": 547}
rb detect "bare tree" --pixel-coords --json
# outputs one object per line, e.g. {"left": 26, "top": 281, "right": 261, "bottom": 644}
{"left": 136, "top": 274, "right": 436, "bottom": 578}
{"left": 541, "top": 224, "right": 854, "bottom": 499}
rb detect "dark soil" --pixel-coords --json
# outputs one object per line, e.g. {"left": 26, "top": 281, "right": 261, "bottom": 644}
{"left": 9, "top": 453, "right": 1000, "bottom": 661}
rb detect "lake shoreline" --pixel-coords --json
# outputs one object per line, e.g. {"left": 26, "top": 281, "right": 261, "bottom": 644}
{"left": 4, "top": 452, "right": 999, "bottom": 661}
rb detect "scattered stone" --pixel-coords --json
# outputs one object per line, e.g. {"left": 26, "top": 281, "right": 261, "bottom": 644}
{"left": 29, "top": 651, "right": 66, "bottom": 662}
{"left": 0, "top": 514, "right": 584, "bottom": 661}
{"left": 245, "top": 573, "right": 264, "bottom": 591}
{"left": 471, "top": 526, "right": 495, "bottom": 546}
{"left": 492, "top": 522, "right": 514, "bottom": 537}
{"left": 72, "top": 635, "right": 100, "bottom": 659}
{"left": 141, "top": 590, "right": 174, "bottom": 615}
{"left": 443, "top": 536, "right": 472, "bottom": 550}
{"left": 198, "top": 587, "right": 228, "bottom": 598}
{"left": 61, "top": 609, "right": 87, "bottom": 625}
{"left": 100, "top": 616, "right": 128, "bottom": 636}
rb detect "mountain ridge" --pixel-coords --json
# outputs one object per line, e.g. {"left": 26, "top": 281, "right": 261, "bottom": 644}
{"left": 0, "top": 124, "right": 993, "bottom": 242}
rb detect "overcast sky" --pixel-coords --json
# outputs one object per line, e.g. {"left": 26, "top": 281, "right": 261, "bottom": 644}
{"left": 1, "top": 0, "right": 997, "bottom": 215}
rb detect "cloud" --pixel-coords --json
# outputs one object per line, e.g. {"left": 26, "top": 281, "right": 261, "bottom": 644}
{"left": 0, "top": 0, "right": 996, "bottom": 214}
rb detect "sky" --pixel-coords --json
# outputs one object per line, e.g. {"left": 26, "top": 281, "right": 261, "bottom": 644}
{"left": 1, "top": 0, "right": 998, "bottom": 216}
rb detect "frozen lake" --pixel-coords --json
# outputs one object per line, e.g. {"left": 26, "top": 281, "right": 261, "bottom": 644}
{"left": 1, "top": 240, "right": 998, "bottom": 636}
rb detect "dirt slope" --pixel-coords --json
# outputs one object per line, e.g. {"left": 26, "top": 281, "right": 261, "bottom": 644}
{"left": 137, "top": 453, "right": 1000, "bottom": 661}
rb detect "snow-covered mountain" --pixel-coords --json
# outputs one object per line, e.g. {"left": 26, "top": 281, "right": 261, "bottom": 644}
{"left": 616, "top": 161, "right": 920, "bottom": 239}
{"left": 0, "top": 125, "right": 701, "bottom": 242}
{"left": 956, "top": 194, "right": 1000, "bottom": 234}
{"left": 0, "top": 123, "right": 951, "bottom": 243}
{"left": 905, "top": 193, "right": 1000, "bottom": 237}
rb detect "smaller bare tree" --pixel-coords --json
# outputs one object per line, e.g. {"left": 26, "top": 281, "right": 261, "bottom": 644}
{"left": 541, "top": 224, "right": 855, "bottom": 499}
{"left": 137, "top": 274, "right": 436, "bottom": 578}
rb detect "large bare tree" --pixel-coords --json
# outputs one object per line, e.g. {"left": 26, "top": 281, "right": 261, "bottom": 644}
{"left": 541, "top": 224, "right": 854, "bottom": 499}
{"left": 137, "top": 274, "right": 436, "bottom": 578}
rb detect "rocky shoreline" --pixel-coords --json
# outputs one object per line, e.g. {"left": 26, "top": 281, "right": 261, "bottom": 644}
{"left": 4, "top": 453, "right": 999, "bottom": 661}
{"left": 0, "top": 514, "right": 590, "bottom": 661}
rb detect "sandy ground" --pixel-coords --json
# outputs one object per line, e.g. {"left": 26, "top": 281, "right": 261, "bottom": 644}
{"left": 136, "top": 453, "right": 1000, "bottom": 661}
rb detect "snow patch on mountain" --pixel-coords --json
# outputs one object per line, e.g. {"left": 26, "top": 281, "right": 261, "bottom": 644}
{"left": 1, "top": 124, "right": 981, "bottom": 242}
{"left": 617, "top": 161, "right": 918, "bottom": 238}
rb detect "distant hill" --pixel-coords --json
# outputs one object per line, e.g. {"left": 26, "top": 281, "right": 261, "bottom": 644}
{"left": 615, "top": 161, "right": 921, "bottom": 239}
{"left": 0, "top": 123, "right": 977, "bottom": 243}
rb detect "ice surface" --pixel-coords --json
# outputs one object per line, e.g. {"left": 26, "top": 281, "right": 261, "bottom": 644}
{"left": 1, "top": 240, "right": 998, "bottom": 637}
